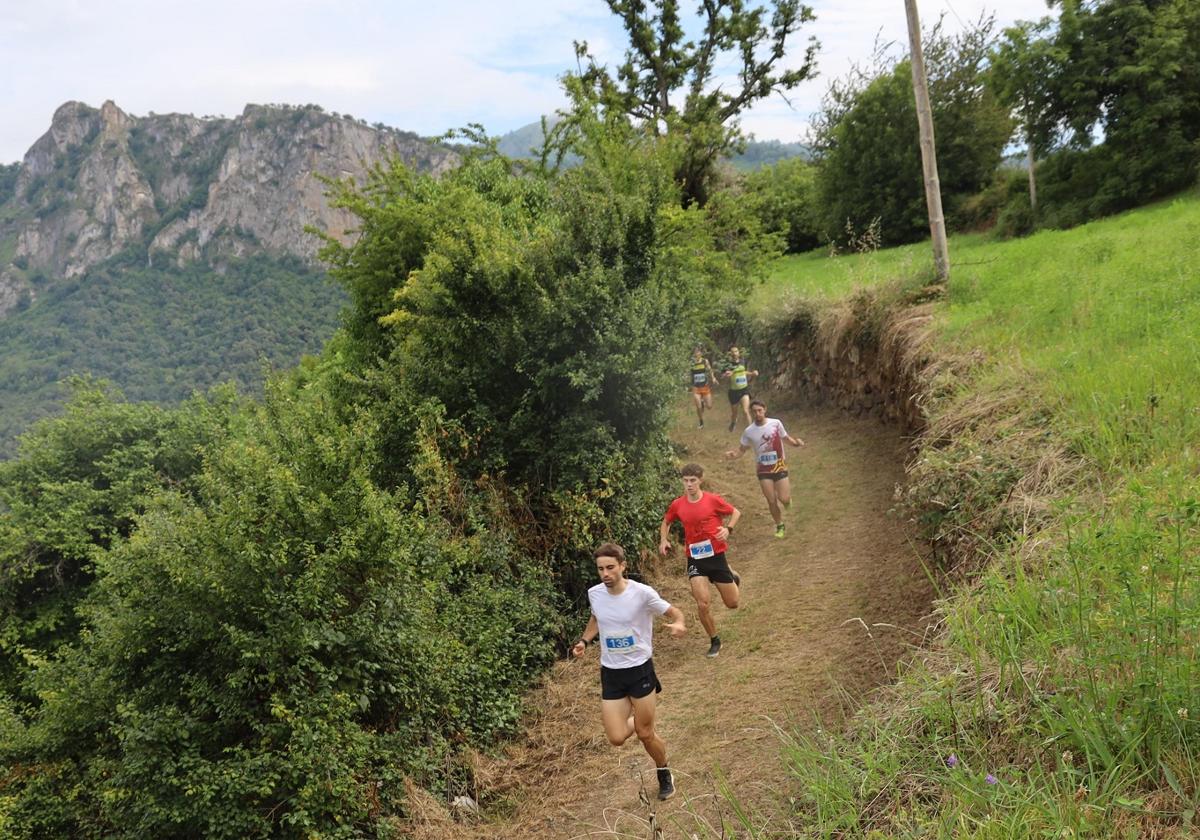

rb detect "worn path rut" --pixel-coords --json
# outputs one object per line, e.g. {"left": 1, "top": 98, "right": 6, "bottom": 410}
{"left": 442, "top": 403, "right": 937, "bottom": 839}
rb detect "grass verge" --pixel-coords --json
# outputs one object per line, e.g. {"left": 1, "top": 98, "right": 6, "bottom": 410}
{"left": 749, "top": 190, "right": 1200, "bottom": 838}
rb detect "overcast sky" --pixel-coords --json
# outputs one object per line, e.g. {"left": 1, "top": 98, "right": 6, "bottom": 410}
{"left": 0, "top": 0, "right": 1053, "bottom": 163}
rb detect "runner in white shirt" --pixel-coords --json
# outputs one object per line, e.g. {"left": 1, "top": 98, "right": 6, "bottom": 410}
{"left": 724, "top": 399, "right": 805, "bottom": 538}
{"left": 572, "top": 542, "right": 687, "bottom": 801}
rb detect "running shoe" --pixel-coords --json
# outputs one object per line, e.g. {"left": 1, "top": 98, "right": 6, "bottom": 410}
{"left": 706, "top": 636, "right": 722, "bottom": 658}
{"left": 774, "top": 523, "right": 786, "bottom": 539}
{"left": 728, "top": 420, "right": 736, "bottom": 432}
{"left": 731, "top": 570, "right": 742, "bottom": 588}
{"left": 657, "top": 767, "right": 676, "bottom": 801}
{"left": 698, "top": 419, "right": 704, "bottom": 428}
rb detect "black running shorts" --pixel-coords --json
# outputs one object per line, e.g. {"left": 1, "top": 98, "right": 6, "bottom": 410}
{"left": 727, "top": 387, "right": 750, "bottom": 405}
{"left": 600, "top": 659, "right": 662, "bottom": 700}
{"left": 756, "top": 471, "right": 789, "bottom": 482}
{"left": 686, "top": 551, "right": 736, "bottom": 583}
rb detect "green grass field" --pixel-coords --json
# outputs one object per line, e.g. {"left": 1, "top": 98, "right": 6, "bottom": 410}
{"left": 755, "top": 190, "right": 1200, "bottom": 838}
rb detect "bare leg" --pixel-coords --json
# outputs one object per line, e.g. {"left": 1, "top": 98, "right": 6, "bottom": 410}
{"left": 630, "top": 692, "right": 668, "bottom": 767}
{"left": 601, "top": 698, "right": 636, "bottom": 747}
{"left": 758, "top": 477, "right": 783, "bottom": 526}
{"left": 775, "top": 476, "right": 792, "bottom": 509}
{"left": 692, "top": 391, "right": 704, "bottom": 424}
{"left": 689, "top": 575, "right": 717, "bottom": 637}
{"left": 714, "top": 580, "right": 740, "bottom": 609}
{"left": 738, "top": 394, "right": 753, "bottom": 426}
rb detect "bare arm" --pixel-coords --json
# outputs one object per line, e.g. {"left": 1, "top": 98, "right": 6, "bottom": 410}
{"left": 661, "top": 605, "right": 686, "bottom": 638}
{"left": 785, "top": 434, "right": 805, "bottom": 447}
{"left": 571, "top": 615, "right": 599, "bottom": 658}
{"left": 658, "top": 518, "right": 673, "bottom": 556}
{"left": 715, "top": 505, "right": 741, "bottom": 541}
{"left": 724, "top": 442, "right": 750, "bottom": 460}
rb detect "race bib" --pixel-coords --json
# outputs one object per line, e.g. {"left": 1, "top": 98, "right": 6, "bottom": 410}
{"left": 688, "top": 539, "right": 715, "bottom": 559}
{"left": 733, "top": 372, "right": 749, "bottom": 388}
{"left": 692, "top": 372, "right": 707, "bottom": 385}
{"left": 757, "top": 451, "right": 779, "bottom": 466}
{"left": 603, "top": 627, "right": 636, "bottom": 651}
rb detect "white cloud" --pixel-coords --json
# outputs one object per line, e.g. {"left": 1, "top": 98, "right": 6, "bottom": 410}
{"left": 2, "top": 0, "right": 1057, "bottom": 162}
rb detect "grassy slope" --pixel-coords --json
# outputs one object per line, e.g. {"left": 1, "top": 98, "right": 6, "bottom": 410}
{"left": 754, "top": 191, "right": 1200, "bottom": 837}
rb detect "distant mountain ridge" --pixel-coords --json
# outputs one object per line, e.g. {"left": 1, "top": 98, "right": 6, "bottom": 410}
{"left": 0, "top": 101, "right": 458, "bottom": 317}
{"left": 494, "top": 118, "right": 809, "bottom": 169}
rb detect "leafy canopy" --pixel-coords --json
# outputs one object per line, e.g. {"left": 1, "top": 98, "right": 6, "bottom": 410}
{"left": 564, "top": 0, "right": 819, "bottom": 207}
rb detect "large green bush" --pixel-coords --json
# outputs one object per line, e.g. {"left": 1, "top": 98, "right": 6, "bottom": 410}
{"left": 0, "top": 116, "right": 757, "bottom": 835}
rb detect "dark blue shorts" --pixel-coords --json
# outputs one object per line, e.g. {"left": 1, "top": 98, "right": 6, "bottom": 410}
{"left": 686, "top": 551, "right": 735, "bottom": 583}
{"left": 600, "top": 659, "right": 662, "bottom": 700}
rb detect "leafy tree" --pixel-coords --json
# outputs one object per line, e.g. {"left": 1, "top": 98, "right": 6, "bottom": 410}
{"left": 989, "top": 17, "right": 1065, "bottom": 217}
{"left": 1045, "top": 0, "right": 1200, "bottom": 213}
{"left": 321, "top": 119, "right": 764, "bottom": 586}
{"left": 0, "top": 381, "right": 241, "bottom": 704}
{"left": 563, "top": 0, "right": 819, "bottom": 207}
{"left": 812, "top": 17, "right": 1012, "bottom": 245}
{"left": 0, "top": 372, "right": 563, "bottom": 837}
{"left": 741, "top": 156, "right": 820, "bottom": 252}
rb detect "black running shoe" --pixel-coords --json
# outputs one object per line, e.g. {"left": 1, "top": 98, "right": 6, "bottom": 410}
{"left": 706, "top": 636, "right": 722, "bottom": 658}
{"left": 657, "top": 767, "right": 676, "bottom": 801}
{"left": 728, "top": 420, "right": 736, "bottom": 432}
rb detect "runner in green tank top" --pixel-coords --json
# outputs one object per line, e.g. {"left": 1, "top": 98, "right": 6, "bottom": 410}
{"left": 720, "top": 345, "right": 758, "bottom": 432}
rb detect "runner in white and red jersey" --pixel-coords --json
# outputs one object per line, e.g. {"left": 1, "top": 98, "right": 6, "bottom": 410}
{"left": 659, "top": 463, "right": 742, "bottom": 658}
{"left": 725, "top": 399, "right": 805, "bottom": 539}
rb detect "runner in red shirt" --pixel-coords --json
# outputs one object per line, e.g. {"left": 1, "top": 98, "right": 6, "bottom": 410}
{"left": 659, "top": 463, "right": 742, "bottom": 658}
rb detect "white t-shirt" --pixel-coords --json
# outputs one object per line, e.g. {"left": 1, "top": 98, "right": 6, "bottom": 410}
{"left": 587, "top": 579, "right": 671, "bottom": 669}
{"left": 740, "top": 418, "right": 789, "bottom": 475}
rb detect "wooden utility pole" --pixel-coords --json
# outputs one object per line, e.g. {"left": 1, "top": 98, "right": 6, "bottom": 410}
{"left": 904, "top": 0, "right": 950, "bottom": 282}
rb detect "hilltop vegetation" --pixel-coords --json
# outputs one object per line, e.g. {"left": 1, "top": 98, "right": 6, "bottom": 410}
{"left": 758, "top": 191, "right": 1200, "bottom": 837}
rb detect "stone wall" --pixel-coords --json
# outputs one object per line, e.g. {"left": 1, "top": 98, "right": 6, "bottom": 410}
{"left": 756, "top": 300, "right": 937, "bottom": 437}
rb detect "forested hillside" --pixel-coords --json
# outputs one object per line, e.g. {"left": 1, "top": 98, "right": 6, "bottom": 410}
{"left": 0, "top": 254, "right": 342, "bottom": 450}
{"left": 0, "top": 101, "right": 455, "bottom": 449}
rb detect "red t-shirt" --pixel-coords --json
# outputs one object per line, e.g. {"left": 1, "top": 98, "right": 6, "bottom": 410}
{"left": 663, "top": 492, "right": 735, "bottom": 556}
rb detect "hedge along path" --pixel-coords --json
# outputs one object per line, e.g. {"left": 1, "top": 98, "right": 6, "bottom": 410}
{"left": 424, "top": 402, "right": 937, "bottom": 840}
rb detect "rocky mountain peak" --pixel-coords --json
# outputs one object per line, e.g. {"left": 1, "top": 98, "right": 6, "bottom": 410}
{"left": 0, "top": 101, "right": 459, "bottom": 317}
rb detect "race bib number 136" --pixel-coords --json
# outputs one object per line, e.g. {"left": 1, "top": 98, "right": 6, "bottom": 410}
{"left": 604, "top": 629, "right": 636, "bottom": 650}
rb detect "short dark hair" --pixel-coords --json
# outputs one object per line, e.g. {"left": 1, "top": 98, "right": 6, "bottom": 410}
{"left": 680, "top": 463, "right": 704, "bottom": 478}
{"left": 593, "top": 542, "right": 626, "bottom": 563}
{"left": 749, "top": 399, "right": 766, "bottom": 410}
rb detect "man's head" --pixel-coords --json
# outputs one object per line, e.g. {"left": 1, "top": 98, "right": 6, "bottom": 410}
{"left": 594, "top": 542, "right": 627, "bottom": 589}
{"left": 692, "top": 345, "right": 704, "bottom": 361}
{"left": 680, "top": 463, "right": 704, "bottom": 497}
{"left": 750, "top": 399, "right": 767, "bottom": 424}
{"left": 729, "top": 346, "right": 742, "bottom": 361}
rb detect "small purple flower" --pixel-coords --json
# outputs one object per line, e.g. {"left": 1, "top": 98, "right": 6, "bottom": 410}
{"left": 985, "top": 773, "right": 998, "bottom": 785}
{"left": 945, "top": 754, "right": 958, "bottom": 768}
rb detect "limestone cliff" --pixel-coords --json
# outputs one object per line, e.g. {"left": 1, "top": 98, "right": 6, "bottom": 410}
{"left": 0, "top": 100, "right": 458, "bottom": 317}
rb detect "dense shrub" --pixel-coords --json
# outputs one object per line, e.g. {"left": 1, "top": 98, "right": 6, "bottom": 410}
{"left": 740, "top": 157, "right": 821, "bottom": 253}
{"left": 0, "top": 115, "right": 755, "bottom": 835}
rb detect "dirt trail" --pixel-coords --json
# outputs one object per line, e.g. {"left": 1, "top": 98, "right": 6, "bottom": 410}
{"left": 443, "top": 403, "right": 936, "bottom": 839}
